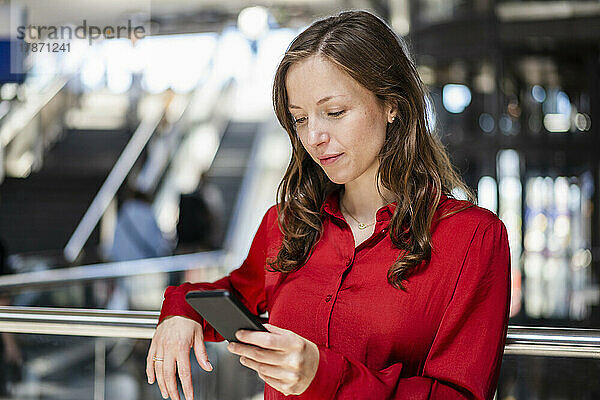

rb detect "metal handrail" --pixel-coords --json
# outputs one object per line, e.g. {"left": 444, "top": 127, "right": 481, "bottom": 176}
{"left": 0, "top": 306, "right": 599, "bottom": 358}
{"left": 0, "top": 250, "right": 225, "bottom": 295}
{"left": 0, "top": 76, "right": 69, "bottom": 148}
{"left": 0, "top": 76, "right": 70, "bottom": 183}
{"left": 63, "top": 98, "right": 167, "bottom": 263}
{"left": 0, "top": 306, "right": 159, "bottom": 339}
{"left": 503, "top": 325, "right": 600, "bottom": 358}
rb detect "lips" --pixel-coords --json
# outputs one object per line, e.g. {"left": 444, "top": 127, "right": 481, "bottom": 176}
{"left": 318, "top": 153, "right": 342, "bottom": 161}
{"left": 319, "top": 153, "right": 343, "bottom": 165}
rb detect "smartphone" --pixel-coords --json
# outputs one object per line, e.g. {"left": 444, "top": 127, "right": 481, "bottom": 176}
{"left": 185, "top": 289, "right": 268, "bottom": 342}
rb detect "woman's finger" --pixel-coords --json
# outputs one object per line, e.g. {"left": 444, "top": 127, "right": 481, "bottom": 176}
{"left": 227, "top": 342, "right": 283, "bottom": 365}
{"left": 163, "top": 354, "right": 181, "bottom": 400}
{"left": 258, "top": 371, "right": 291, "bottom": 396}
{"left": 262, "top": 323, "right": 287, "bottom": 333}
{"left": 235, "top": 329, "right": 287, "bottom": 351}
{"left": 193, "top": 328, "right": 212, "bottom": 372}
{"left": 240, "top": 356, "right": 297, "bottom": 382}
{"left": 154, "top": 352, "right": 169, "bottom": 399}
{"left": 146, "top": 340, "right": 157, "bottom": 384}
{"left": 176, "top": 351, "right": 194, "bottom": 400}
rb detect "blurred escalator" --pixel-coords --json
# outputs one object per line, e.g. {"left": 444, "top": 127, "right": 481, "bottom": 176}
{"left": 202, "top": 120, "right": 260, "bottom": 248}
{"left": 0, "top": 88, "right": 135, "bottom": 265}
{"left": 0, "top": 127, "right": 131, "bottom": 259}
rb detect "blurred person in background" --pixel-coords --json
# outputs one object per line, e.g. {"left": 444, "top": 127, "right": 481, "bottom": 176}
{"left": 146, "top": 10, "right": 510, "bottom": 400}
{"left": 176, "top": 171, "right": 225, "bottom": 253}
{"left": 110, "top": 185, "right": 175, "bottom": 264}
{"left": 105, "top": 184, "right": 174, "bottom": 310}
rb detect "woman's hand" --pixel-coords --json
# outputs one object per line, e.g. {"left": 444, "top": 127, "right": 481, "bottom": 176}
{"left": 146, "top": 316, "right": 213, "bottom": 400}
{"left": 227, "top": 324, "right": 319, "bottom": 396}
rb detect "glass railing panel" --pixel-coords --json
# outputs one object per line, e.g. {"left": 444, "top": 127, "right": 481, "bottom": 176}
{"left": 2, "top": 309, "right": 600, "bottom": 399}
{"left": 2, "top": 332, "right": 600, "bottom": 400}
{"left": 0, "top": 334, "right": 263, "bottom": 400}
{"left": 497, "top": 355, "right": 600, "bottom": 399}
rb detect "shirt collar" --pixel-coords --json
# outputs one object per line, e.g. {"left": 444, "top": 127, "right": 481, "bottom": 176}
{"left": 320, "top": 188, "right": 448, "bottom": 222}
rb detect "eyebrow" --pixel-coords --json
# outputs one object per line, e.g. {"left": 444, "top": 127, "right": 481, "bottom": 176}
{"left": 288, "top": 95, "right": 347, "bottom": 110}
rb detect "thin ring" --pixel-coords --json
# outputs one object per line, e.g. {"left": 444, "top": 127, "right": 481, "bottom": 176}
{"left": 153, "top": 355, "right": 164, "bottom": 362}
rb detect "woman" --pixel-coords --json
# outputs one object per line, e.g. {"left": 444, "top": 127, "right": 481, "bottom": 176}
{"left": 147, "top": 9, "right": 510, "bottom": 400}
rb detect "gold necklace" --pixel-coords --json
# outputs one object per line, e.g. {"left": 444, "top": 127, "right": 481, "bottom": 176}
{"left": 340, "top": 201, "right": 376, "bottom": 230}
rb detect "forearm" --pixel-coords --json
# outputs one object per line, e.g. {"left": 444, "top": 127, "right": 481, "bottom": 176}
{"left": 301, "top": 345, "right": 494, "bottom": 399}
{"left": 158, "top": 278, "right": 233, "bottom": 341}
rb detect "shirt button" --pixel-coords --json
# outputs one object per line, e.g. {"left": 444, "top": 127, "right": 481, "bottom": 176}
{"left": 325, "top": 294, "right": 333, "bottom": 302}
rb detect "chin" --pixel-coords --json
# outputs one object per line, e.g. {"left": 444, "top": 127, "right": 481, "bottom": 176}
{"left": 323, "top": 171, "right": 352, "bottom": 185}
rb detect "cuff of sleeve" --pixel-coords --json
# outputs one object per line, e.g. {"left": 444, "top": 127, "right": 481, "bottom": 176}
{"left": 157, "top": 285, "right": 203, "bottom": 326}
{"left": 300, "top": 344, "right": 346, "bottom": 399}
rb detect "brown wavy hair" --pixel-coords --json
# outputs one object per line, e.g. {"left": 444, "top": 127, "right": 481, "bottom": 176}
{"left": 269, "top": 9, "right": 475, "bottom": 290}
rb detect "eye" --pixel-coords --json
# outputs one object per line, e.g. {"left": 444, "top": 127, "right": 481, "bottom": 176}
{"left": 293, "top": 110, "right": 345, "bottom": 126}
{"left": 293, "top": 117, "right": 307, "bottom": 125}
{"left": 328, "top": 110, "right": 345, "bottom": 117}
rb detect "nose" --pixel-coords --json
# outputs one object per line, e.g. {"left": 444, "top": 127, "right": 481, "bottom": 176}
{"left": 306, "top": 117, "right": 330, "bottom": 147}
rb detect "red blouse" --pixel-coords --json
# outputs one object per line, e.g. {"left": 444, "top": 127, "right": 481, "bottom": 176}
{"left": 158, "top": 190, "right": 511, "bottom": 399}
